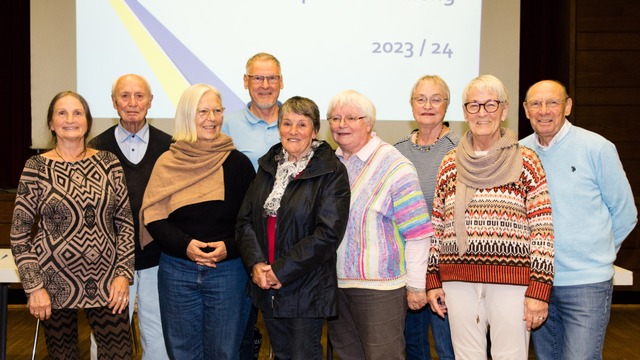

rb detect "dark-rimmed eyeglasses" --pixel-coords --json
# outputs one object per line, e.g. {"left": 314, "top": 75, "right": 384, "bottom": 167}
{"left": 464, "top": 100, "right": 503, "bottom": 114}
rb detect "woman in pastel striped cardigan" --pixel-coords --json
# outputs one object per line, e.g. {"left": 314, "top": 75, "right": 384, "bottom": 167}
{"left": 326, "top": 90, "right": 435, "bottom": 360}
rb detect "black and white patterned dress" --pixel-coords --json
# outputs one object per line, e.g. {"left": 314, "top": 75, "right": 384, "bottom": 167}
{"left": 10, "top": 150, "right": 134, "bottom": 309}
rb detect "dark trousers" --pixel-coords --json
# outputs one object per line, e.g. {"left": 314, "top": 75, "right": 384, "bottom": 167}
{"left": 42, "top": 306, "right": 131, "bottom": 360}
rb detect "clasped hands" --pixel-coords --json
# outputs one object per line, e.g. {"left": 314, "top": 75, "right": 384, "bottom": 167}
{"left": 251, "top": 262, "right": 282, "bottom": 290}
{"left": 187, "top": 239, "right": 227, "bottom": 268}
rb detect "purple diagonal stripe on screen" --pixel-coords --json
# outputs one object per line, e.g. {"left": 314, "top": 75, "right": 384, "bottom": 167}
{"left": 124, "top": 0, "right": 245, "bottom": 112}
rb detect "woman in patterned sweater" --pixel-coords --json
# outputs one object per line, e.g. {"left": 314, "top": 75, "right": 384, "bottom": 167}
{"left": 11, "top": 91, "right": 134, "bottom": 359}
{"left": 425, "top": 75, "right": 554, "bottom": 360}
{"left": 327, "top": 90, "right": 434, "bottom": 360}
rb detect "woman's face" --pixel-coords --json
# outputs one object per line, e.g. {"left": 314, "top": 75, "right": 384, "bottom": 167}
{"left": 49, "top": 95, "right": 88, "bottom": 143}
{"left": 279, "top": 112, "right": 317, "bottom": 162}
{"left": 463, "top": 88, "right": 508, "bottom": 145}
{"left": 411, "top": 80, "right": 448, "bottom": 127}
{"left": 195, "top": 90, "right": 223, "bottom": 142}
{"left": 329, "top": 103, "right": 372, "bottom": 155}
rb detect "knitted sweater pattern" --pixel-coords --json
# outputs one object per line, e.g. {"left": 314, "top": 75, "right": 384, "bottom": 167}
{"left": 426, "top": 146, "right": 554, "bottom": 301}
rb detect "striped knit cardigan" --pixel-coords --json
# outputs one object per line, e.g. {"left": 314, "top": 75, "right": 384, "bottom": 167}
{"left": 426, "top": 146, "right": 554, "bottom": 301}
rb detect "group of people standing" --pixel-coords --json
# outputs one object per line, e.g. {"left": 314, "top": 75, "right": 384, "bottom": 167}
{"left": 10, "top": 50, "right": 637, "bottom": 360}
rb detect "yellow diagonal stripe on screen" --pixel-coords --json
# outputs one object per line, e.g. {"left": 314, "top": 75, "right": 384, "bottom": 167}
{"left": 110, "top": 0, "right": 186, "bottom": 109}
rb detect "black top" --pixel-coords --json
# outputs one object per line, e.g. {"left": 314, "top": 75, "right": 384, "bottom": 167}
{"left": 146, "top": 150, "right": 256, "bottom": 261}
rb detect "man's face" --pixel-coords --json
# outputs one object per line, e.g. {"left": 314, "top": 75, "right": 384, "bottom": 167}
{"left": 112, "top": 75, "right": 153, "bottom": 127}
{"left": 244, "top": 60, "right": 283, "bottom": 110}
{"left": 524, "top": 81, "right": 572, "bottom": 144}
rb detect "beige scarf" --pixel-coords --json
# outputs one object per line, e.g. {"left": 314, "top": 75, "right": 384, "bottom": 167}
{"left": 454, "top": 128, "right": 522, "bottom": 255}
{"left": 139, "top": 134, "right": 235, "bottom": 248}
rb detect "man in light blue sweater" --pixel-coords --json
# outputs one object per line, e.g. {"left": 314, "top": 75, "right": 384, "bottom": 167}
{"left": 520, "top": 80, "right": 637, "bottom": 360}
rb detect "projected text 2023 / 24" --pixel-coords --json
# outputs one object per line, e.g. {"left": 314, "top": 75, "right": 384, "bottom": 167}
{"left": 371, "top": 40, "right": 453, "bottom": 58}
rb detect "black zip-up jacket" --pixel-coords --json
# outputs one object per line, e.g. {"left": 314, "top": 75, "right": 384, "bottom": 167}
{"left": 236, "top": 140, "right": 350, "bottom": 317}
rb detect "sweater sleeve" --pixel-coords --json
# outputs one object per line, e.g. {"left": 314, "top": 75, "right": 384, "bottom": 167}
{"left": 10, "top": 157, "right": 45, "bottom": 294}
{"left": 390, "top": 159, "right": 434, "bottom": 289}
{"left": 107, "top": 156, "right": 135, "bottom": 281}
{"left": 597, "top": 142, "right": 638, "bottom": 252}
{"left": 146, "top": 219, "right": 193, "bottom": 258}
{"left": 426, "top": 153, "right": 453, "bottom": 291}
{"left": 522, "top": 149, "right": 554, "bottom": 301}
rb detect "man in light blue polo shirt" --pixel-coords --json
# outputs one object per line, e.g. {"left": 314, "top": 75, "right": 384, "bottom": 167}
{"left": 222, "top": 52, "right": 284, "bottom": 359}
{"left": 222, "top": 52, "right": 283, "bottom": 170}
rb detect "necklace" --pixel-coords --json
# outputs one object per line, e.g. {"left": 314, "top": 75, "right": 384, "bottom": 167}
{"left": 54, "top": 146, "right": 87, "bottom": 163}
{"left": 54, "top": 147, "right": 88, "bottom": 187}
{"left": 415, "top": 125, "right": 445, "bottom": 151}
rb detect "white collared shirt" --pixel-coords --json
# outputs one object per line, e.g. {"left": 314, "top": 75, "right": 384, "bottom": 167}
{"left": 115, "top": 121, "right": 149, "bottom": 164}
{"left": 534, "top": 119, "right": 572, "bottom": 151}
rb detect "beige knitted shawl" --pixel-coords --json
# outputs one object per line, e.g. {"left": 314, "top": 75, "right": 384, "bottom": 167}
{"left": 454, "top": 128, "right": 522, "bottom": 255}
{"left": 139, "top": 134, "right": 235, "bottom": 248}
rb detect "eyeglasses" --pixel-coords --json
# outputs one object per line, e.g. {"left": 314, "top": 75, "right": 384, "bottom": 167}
{"left": 524, "top": 98, "right": 567, "bottom": 111}
{"left": 464, "top": 100, "right": 503, "bottom": 114}
{"left": 412, "top": 96, "right": 448, "bottom": 107}
{"left": 327, "top": 115, "right": 367, "bottom": 124}
{"left": 246, "top": 75, "right": 281, "bottom": 84}
{"left": 196, "top": 107, "right": 225, "bottom": 119}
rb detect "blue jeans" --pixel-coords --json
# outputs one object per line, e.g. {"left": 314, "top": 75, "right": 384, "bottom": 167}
{"left": 263, "top": 313, "right": 325, "bottom": 360}
{"left": 532, "top": 279, "right": 613, "bottom": 360}
{"left": 158, "top": 254, "right": 251, "bottom": 360}
{"left": 405, "top": 306, "right": 455, "bottom": 360}
{"left": 132, "top": 266, "right": 170, "bottom": 360}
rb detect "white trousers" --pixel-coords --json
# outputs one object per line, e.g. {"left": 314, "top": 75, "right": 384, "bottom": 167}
{"left": 442, "top": 281, "right": 530, "bottom": 360}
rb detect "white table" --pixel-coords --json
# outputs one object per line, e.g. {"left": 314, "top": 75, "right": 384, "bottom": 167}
{"left": 614, "top": 265, "right": 633, "bottom": 286}
{"left": 0, "top": 248, "right": 20, "bottom": 360}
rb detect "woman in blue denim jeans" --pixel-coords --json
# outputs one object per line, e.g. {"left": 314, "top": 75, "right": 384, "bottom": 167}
{"left": 141, "top": 84, "right": 255, "bottom": 359}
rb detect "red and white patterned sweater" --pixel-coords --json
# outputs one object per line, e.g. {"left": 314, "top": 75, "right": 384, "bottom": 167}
{"left": 426, "top": 146, "right": 554, "bottom": 302}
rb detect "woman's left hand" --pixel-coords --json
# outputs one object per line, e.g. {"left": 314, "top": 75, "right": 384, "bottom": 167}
{"left": 523, "top": 297, "right": 549, "bottom": 331}
{"left": 108, "top": 275, "right": 130, "bottom": 315}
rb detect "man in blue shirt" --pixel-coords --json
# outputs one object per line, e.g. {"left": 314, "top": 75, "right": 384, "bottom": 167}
{"left": 520, "top": 80, "right": 637, "bottom": 360}
{"left": 222, "top": 52, "right": 283, "bottom": 170}
{"left": 222, "top": 53, "right": 284, "bottom": 359}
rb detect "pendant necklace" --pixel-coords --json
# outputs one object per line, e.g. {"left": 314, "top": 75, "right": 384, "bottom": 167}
{"left": 54, "top": 146, "right": 88, "bottom": 186}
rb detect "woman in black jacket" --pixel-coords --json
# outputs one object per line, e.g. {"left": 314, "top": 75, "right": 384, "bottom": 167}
{"left": 236, "top": 96, "right": 350, "bottom": 360}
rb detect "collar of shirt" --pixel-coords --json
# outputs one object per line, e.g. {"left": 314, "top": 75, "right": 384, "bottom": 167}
{"left": 534, "top": 119, "right": 572, "bottom": 151}
{"left": 245, "top": 101, "right": 281, "bottom": 127}
{"left": 115, "top": 120, "right": 150, "bottom": 163}
{"left": 336, "top": 132, "right": 381, "bottom": 162}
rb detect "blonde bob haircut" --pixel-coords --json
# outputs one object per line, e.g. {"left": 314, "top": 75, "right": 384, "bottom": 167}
{"left": 173, "top": 83, "right": 222, "bottom": 143}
